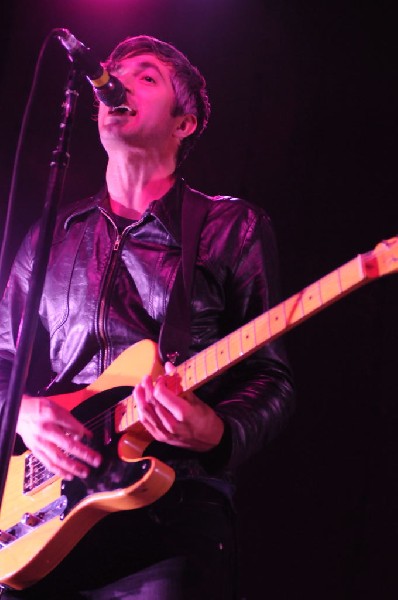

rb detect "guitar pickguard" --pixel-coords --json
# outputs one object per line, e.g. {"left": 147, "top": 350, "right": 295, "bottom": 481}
{"left": 60, "top": 385, "right": 149, "bottom": 516}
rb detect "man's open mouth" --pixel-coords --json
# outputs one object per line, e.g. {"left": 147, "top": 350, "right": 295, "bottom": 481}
{"left": 108, "top": 105, "right": 137, "bottom": 116}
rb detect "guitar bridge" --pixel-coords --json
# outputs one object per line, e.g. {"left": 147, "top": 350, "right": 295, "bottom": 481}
{"left": 0, "top": 496, "right": 68, "bottom": 549}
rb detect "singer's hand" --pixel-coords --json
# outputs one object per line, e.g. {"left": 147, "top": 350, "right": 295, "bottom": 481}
{"left": 17, "top": 395, "right": 102, "bottom": 480}
{"left": 133, "top": 363, "right": 224, "bottom": 451}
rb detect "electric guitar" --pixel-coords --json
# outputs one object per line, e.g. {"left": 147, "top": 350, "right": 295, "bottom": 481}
{"left": 0, "top": 237, "right": 397, "bottom": 590}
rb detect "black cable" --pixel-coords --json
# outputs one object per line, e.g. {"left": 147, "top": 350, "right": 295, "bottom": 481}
{"left": 0, "top": 29, "right": 57, "bottom": 298}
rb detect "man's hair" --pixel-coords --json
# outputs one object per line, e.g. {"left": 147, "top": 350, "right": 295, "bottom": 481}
{"left": 104, "top": 35, "right": 211, "bottom": 164}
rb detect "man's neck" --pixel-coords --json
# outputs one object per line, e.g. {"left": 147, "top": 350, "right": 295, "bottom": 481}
{"left": 106, "top": 150, "right": 176, "bottom": 219}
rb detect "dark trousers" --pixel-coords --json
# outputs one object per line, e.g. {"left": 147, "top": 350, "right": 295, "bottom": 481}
{"left": 2, "top": 481, "right": 237, "bottom": 600}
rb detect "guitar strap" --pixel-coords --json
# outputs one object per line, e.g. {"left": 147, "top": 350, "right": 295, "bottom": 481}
{"left": 158, "top": 181, "right": 209, "bottom": 365}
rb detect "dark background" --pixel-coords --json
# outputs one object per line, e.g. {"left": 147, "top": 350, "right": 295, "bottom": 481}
{"left": 0, "top": 1, "right": 397, "bottom": 598}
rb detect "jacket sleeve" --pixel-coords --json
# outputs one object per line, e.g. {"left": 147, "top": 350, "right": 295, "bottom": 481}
{"left": 201, "top": 208, "right": 295, "bottom": 471}
{"left": 0, "top": 230, "right": 35, "bottom": 410}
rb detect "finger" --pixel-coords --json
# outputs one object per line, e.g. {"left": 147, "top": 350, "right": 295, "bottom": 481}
{"left": 133, "top": 382, "right": 151, "bottom": 412}
{"left": 153, "top": 379, "right": 186, "bottom": 421}
{"left": 28, "top": 440, "right": 90, "bottom": 480}
{"left": 142, "top": 375, "right": 154, "bottom": 398}
{"left": 134, "top": 382, "right": 158, "bottom": 425}
{"left": 150, "top": 400, "right": 181, "bottom": 436}
{"left": 160, "top": 367, "right": 183, "bottom": 395}
{"left": 48, "top": 405, "right": 92, "bottom": 440}
{"left": 164, "top": 361, "right": 176, "bottom": 375}
{"left": 134, "top": 382, "right": 175, "bottom": 440}
{"left": 29, "top": 397, "right": 91, "bottom": 441}
{"left": 41, "top": 422, "right": 101, "bottom": 468}
{"left": 49, "top": 448, "right": 91, "bottom": 480}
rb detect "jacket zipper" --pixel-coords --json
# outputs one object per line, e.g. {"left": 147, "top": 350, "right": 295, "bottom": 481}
{"left": 97, "top": 209, "right": 147, "bottom": 375}
{"left": 98, "top": 231, "right": 123, "bottom": 374}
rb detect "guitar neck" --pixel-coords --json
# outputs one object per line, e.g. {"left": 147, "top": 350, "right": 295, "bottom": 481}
{"left": 176, "top": 250, "right": 380, "bottom": 393}
{"left": 115, "top": 237, "right": 396, "bottom": 433}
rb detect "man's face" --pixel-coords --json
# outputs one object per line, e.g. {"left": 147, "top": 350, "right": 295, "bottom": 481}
{"left": 98, "top": 53, "right": 182, "bottom": 157}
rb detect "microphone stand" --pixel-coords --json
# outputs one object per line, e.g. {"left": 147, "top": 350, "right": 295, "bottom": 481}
{"left": 0, "top": 67, "right": 83, "bottom": 511}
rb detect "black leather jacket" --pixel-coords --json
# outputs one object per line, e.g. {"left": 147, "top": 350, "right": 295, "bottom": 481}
{"left": 0, "top": 179, "right": 294, "bottom": 491}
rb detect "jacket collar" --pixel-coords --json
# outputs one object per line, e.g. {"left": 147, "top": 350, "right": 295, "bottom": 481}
{"left": 149, "top": 177, "right": 184, "bottom": 245}
{"left": 64, "top": 178, "right": 186, "bottom": 246}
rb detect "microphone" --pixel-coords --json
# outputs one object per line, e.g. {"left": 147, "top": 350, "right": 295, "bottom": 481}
{"left": 55, "top": 28, "right": 126, "bottom": 107}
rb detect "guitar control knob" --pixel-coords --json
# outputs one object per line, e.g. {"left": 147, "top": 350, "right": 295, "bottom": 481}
{"left": 22, "top": 513, "right": 42, "bottom": 527}
{"left": 0, "top": 530, "right": 16, "bottom": 544}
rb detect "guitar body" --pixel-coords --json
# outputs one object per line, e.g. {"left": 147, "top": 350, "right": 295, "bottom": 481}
{"left": 0, "top": 339, "right": 174, "bottom": 591}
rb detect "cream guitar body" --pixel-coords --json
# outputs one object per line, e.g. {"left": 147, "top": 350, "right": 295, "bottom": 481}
{"left": 0, "top": 340, "right": 174, "bottom": 591}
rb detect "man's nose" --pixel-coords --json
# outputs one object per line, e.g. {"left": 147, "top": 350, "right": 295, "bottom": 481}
{"left": 117, "top": 75, "right": 134, "bottom": 95}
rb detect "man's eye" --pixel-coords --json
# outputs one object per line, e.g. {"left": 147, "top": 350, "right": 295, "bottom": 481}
{"left": 143, "top": 75, "right": 156, "bottom": 83}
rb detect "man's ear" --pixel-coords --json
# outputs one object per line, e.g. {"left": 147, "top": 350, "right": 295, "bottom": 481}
{"left": 174, "top": 114, "right": 198, "bottom": 140}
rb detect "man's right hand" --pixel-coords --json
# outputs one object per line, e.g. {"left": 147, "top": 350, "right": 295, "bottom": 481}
{"left": 16, "top": 395, "right": 102, "bottom": 480}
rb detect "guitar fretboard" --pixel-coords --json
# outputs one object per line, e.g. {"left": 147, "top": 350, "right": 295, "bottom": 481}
{"left": 176, "top": 253, "right": 373, "bottom": 392}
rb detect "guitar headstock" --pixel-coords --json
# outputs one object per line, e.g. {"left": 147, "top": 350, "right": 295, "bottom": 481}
{"left": 363, "top": 236, "right": 398, "bottom": 278}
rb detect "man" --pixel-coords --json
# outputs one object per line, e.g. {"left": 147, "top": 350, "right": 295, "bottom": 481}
{"left": 0, "top": 36, "right": 294, "bottom": 599}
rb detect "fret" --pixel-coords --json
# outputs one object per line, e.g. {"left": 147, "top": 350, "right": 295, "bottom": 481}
{"left": 114, "top": 395, "right": 137, "bottom": 432}
{"left": 299, "top": 291, "right": 305, "bottom": 320}
{"left": 267, "top": 310, "right": 273, "bottom": 339}
{"left": 282, "top": 299, "right": 288, "bottom": 331}
{"left": 317, "top": 278, "right": 323, "bottom": 306}
{"left": 203, "top": 347, "right": 209, "bottom": 379}
{"left": 224, "top": 332, "right": 235, "bottom": 363}
{"left": 193, "top": 353, "right": 198, "bottom": 386}
{"left": 283, "top": 294, "right": 304, "bottom": 327}
{"left": 269, "top": 304, "right": 286, "bottom": 336}
{"left": 337, "top": 265, "right": 343, "bottom": 294}
{"left": 256, "top": 310, "right": 271, "bottom": 345}
{"left": 339, "top": 256, "right": 363, "bottom": 291}
{"left": 179, "top": 361, "right": 188, "bottom": 391}
{"left": 238, "top": 329, "right": 244, "bottom": 356}
{"left": 319, "top": 270, "right": 342, "bottom": 304}
{"left": 214, "top": 341, "right": 220, "bottom": 371}
{"left": 114, "top": 398, "right": 127, "bottom": 433}
{"left": 216, "top": 339, "right": 230, "bottom": 370}
{"left": 191, "top": 349, "right": 208, "bottom": 385}
{"left": 252, "top": 318, "right": 258, "bottom": 347}
{"left": 259, "top": 310, "right": 272, "bottom": 344}
{"left": 183, "top": 360, "right": 195, "bottom": 389}
{"left": 240, "top": 323, "right": 256, "bottom": 354}
{"left": 205, "top": 346, "right": 218, "bottom": 378}
{"left": 229, "top": 330, "right": 243, "bottom": 361}
{"left": 226, "top": 333, "right": 231, "bottom": 364}
{"left": 301, "top": 281, "right": 322, "bottom": 316}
